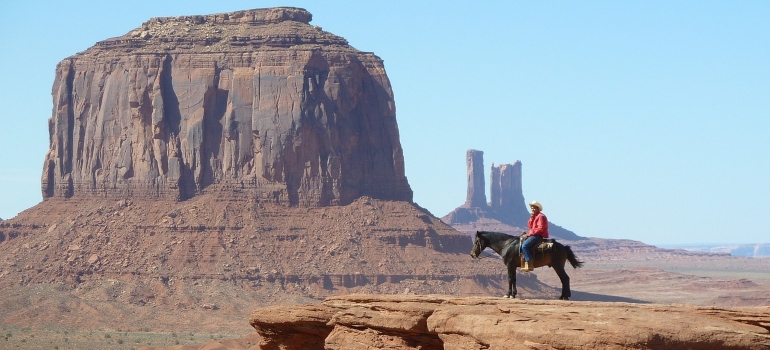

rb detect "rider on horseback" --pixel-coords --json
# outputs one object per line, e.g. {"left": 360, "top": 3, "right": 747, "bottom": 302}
{"left": 520, "top": 201, "right": 549, "bottom": 272}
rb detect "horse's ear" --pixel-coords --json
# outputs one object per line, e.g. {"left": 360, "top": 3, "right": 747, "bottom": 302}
{"left": 475, "top": 231, "right": 480, "bottom": 237}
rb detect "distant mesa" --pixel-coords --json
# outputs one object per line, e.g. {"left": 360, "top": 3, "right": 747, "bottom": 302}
{"left": 729, "top": 244, "right": 770, "bottom": 257}
{"left": 673, "top": 243, "right": 770, "bottom": 258}
{"left": 442, "top": 149, "right": 584, "bottom": 240}
{"left": 41, "top": 7, "right": 412, "bottom": 207}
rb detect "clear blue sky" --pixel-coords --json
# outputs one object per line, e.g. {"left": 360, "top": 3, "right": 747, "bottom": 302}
{"left": 1, "top": 1, "right": 768, "bottom": 245}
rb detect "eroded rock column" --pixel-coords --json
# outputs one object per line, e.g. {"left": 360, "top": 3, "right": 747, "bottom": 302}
{"left": 464, "top": 150, "right": 486, "bottom": 208}
{"left": 490, "top": 161, "right": 529, "bottom": 225}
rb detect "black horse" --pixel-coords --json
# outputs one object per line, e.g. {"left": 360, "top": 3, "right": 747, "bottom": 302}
{"left": 470, "top": 230, "right": 584, "bottom": 300}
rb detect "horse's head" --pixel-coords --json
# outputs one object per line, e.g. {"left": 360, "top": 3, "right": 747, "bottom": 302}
{"left": 470, "top": 231, "right": 486, "bottom": 258}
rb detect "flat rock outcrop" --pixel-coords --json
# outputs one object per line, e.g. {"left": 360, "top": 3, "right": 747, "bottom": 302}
{"left": 250, "top": 294, "right": 770, "bottom": 350}
{"left": 42, "top": 7, "right": 411, "bottom": 206}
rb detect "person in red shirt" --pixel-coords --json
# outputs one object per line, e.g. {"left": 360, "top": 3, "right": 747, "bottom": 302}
{"left": 520, "top": 201, "right": 549, "bottom": 272}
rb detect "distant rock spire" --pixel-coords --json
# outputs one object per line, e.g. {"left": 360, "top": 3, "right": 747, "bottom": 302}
{"left": 444, "top": 149, "right": 584, "bottom": 240}
{"left": 490, "top": 161, "right": 529, "bottom": 226}
{"left": 464, "top": 150, "right": 486, "bottom": 207}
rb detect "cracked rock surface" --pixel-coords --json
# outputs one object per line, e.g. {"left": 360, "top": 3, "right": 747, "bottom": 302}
{"left": 250, "top": 294, "right": 770, "bottom": 350}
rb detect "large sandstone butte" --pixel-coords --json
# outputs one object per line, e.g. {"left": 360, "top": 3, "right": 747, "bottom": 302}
{"left": 248, "top": 294, "right": 770, "bottom": 350}
{"left": 41, "top": 7, "right": 411, "bottom": 207}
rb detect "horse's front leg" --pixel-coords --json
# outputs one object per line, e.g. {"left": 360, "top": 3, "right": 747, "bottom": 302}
{"left": 505, "top": 263, "right": 517, "bottom": 298}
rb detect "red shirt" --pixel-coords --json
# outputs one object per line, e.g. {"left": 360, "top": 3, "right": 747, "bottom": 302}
{"left": 527, "top": 212, "right": 549, "bottom": 238}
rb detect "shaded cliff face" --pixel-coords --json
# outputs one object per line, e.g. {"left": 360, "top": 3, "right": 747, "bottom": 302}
{"left": 42, "top": 7, "right": 412, "bottom": 206}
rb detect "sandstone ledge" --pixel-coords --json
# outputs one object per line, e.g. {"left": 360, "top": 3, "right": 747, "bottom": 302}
{"left": 250, "top": 294, "right": 770, "bottom": 350}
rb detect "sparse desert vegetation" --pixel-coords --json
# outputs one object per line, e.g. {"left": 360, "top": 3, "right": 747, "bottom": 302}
{"left": 0, "top": 325, "right": 237, "bottom": 350}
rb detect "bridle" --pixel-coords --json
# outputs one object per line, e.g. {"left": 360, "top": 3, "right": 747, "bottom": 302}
{"left": 470, "top": 236, "right": 497, "bottom": 259}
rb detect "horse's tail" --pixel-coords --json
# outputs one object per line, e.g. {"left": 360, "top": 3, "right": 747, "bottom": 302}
{"left": 565, "top": 245, "right": 584, "bottom": 269}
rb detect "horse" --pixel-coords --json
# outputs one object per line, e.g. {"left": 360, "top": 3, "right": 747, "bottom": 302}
{"left": 470, "top": 230, "right": 584, "bottom": 300}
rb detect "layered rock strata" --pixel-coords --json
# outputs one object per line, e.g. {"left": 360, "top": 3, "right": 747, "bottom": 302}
{"left": 250, "top": 294, "right": 770, "bottom": 350}
{"left": 41, "top": 7, "right": 412, "bottom": 206}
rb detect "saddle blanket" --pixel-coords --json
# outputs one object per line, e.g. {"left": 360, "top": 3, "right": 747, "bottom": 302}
{"left": 535, "top": 239, "right": 555, "bottom": 252}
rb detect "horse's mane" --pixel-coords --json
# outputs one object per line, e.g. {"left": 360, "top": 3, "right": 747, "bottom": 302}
{"left": 477, "top": 231, "right": 519, "bottom": 241}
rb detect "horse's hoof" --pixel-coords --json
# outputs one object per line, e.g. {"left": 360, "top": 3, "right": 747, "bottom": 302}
{"left": 559, "top": 297, "right": 569, "bottom": 300}
{"left": 502, "top": 295, "right": 510, "bottom": 298}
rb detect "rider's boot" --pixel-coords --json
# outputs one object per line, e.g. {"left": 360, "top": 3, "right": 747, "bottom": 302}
{"left": 522, "top": 261, "right": 533, "bottom": 272}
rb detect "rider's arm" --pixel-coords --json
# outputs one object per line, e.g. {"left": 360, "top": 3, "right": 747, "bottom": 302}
{"left": 530, "top": 214, "right": 548, "bottom": 237}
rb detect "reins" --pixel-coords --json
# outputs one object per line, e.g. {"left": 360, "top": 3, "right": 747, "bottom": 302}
{"left": 500, "top": 237, "right": 520, "bottom": 262}
{"left": 473, "top": 249, "right": 498, "bottom": 259}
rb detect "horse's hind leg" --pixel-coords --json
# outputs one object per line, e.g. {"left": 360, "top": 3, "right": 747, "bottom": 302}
{"left": 553, "top": 263, "right": 571, "bottom": 300}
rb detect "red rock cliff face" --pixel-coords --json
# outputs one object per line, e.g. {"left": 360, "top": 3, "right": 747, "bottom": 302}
{"left": 41, "top": 7, "right": 412, "bottom": 206}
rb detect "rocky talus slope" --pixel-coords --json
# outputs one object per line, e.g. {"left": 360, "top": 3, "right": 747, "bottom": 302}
{"left": 1, "top": 195, "right": 564, "bottom": 333}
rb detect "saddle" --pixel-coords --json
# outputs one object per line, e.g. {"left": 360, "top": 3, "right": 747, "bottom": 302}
{"left": 518, "top": 238, "right": 556, "bottom": 266}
